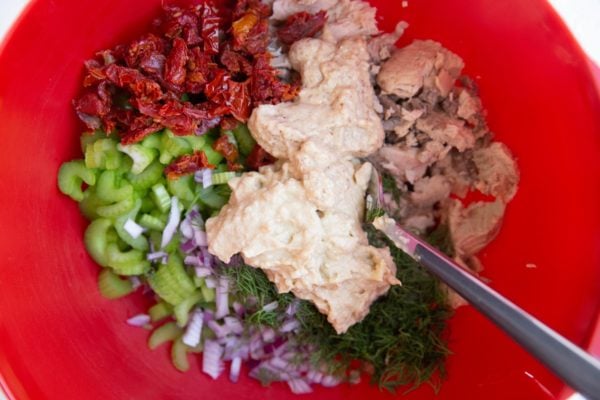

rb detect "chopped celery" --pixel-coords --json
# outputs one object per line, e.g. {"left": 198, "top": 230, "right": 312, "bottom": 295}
{"left": 79, "top": 188, "right": 107, "bottom": 220}
{"left": 162, "top": 129, "right": 192, "bottom": 157}
{"left": 96, "top": 170, "right": 133, "bottom": 202}
{"left": 117, "top": 143, "right": 158, "bottom": 175}
{"left": 201, "top": 137, "right": 224, "bottom": 165}
{"left": 149, "top": 301, "right": 173, "bottom": 322}
{"left": 148, "top": 322, "right": 182, "bottom": 350}
{"left": 167, "top": 175, "right": 195, "bottom": 207}
{"left": 148, "top": 254, "right": 195, "bottom": 305}
{"left": 114, "top": 199, "right": 148, "bottom": 251}
{"left": 128, "top": 160, "right": 164, "bottom": 191}
{"left": 232, "top": 124, "right": 256, "bottom": 156}
{"left": 96, "top": 194, "right": 136, "bottom": 218}
{"left": 85, "top": 138, "right": 123, "bottom": 170}
{"left": 196, "top": 186, "right": 228, "bottom": 210}
{"left": 57, "top": 160, "right": 96, "bottom": 202}
{"left": 184, "top": 134, "right": 208, "bottom": 151}
{"left": 97, "top": 268, "right": 134, "bottom": 299}
{"left": 211, "top": 171, "right": 238, "bottom": 185}
{"left": 139, "top": 214, "right": 166, "bottom": 231}
{"left": 84, "top": 218, "right": 113, "bottom": 267}
{"left": 151, "top": 183, "right": 171, "bottom": 213}
{"left": 105, "top": 243, "right": 150, "bottom": 275}
{"left": 171, "top": 337, "right": 191, "bottom": 372}
{"left": 174, "top": 290, "right": 203, "bottom": 327}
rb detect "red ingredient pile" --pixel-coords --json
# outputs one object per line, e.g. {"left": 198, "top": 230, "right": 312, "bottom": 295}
{"left": 74, "top": 0, "right": 326, "bottom": 173}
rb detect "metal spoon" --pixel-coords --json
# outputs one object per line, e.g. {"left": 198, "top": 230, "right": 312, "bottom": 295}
{"left": 368, "top": 169, "right": 600, "bottom": 400}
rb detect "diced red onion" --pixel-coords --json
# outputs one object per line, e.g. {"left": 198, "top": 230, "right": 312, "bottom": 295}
{"left": 184, "top": 255, "right": 201, "bottom": 266}
{"left": 124, "top": 218, "right": 145, "bottom": 239}
{"left": 203, "top": 309, "right": 214, "bottom": 322}
{"left": 229, "top": 357, "right": 242, "bottom": 383}
{"left": 179, "top": 217, "right": 194, "bottom": 239}
{"left": 200, "top": 247, "right": 214, "bottom": 268}
{"left": 306, "top": 370, "right": 323, "bottom": 384}
{"left": 262, "top": 301, "right": 278, "bottom": 313}
{"left": 227, "top": 343, "right": 249, "bottom": 361}
{"left": 205, "top": 276, "right": 217, "bottom": 289}
{"left": 286, "top": 300, "right": 299, "bottom": 316}
{"left": 180, "top": 238, "right": 196, "bottom": 253}
{"left": 279, "top": 319, "right": 300, "bottom": 333}
{"left": 202, "top": 339, "right": 224, "bottom": 379}
{"left": 194, "top": 230, "right": 208, "bottom": 247}
{"left": 224, "top": 316, "right": 244, "bottom": 335}
{"left": 147, "top": 251, "right": 168, "bottom": 262}
{"left": 161, "top": 196, "right": 181, "bottom": 249}
{"left": 182, "top": 309, "right": 204, "bottom": 347}
{"left": 215, "top": 276, "right": 229, "bottom": 319}
{"left": 126, "top": 313, "right": 151, "bottom": 327}
{"left": 288, "top": 378, "right": 313, "bottom": 394}
{"left": 321, "top": 375, "right": 342, "bottom": 387}
{"left": 195, "top": 266, "right": 213, "bottom": 278}
{"left": 232, "top": 301, "right": 245, "bottom": 317}
{"left": 269, "top": 357, "right": 290, "bottom": 371}
{"left": 207, "top": 320, "right": 230, "bottom": 338}
{"left": 195, "top": 168, "right": 213, "bottom": 188}
{"left": 261, "top": 327, "right": 276, "bottom": 343}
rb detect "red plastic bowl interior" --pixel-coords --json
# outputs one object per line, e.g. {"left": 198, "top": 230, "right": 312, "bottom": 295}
{"left": 1, "top": 1, "right": 600, "bottom": 399}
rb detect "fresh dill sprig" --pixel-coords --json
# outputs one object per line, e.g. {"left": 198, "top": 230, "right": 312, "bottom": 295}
{"left": 222, "top": 224, "right": 454, "bottom": 393}
{"left": 221, "top": 264, "right": 293, "bottom": 327}
{"left": 294, "top": 224, "right": 453, "bottom": 393}
{"left": 382, "top": 173, "right": 403, "bottom": 204}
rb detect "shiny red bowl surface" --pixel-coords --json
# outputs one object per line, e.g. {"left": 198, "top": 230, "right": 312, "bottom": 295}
{"left": 1, "top": 1, "right": 600, "bottom": 399}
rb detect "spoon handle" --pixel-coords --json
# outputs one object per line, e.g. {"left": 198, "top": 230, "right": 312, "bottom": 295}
{"left": 373, "top": 216, "right": 600, "bottom": 399}
{"left": 415, "top": 236, "right": 600, "bottom": 400}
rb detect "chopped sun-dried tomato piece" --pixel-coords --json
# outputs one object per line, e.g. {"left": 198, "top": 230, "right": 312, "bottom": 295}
{"left": 251, "top": 53, "right": 300, "bottom": 105}
{"left": 205, "top": 70, "right": 251, "bottom": 122}
{"left": 213, "top": 134, "right": 239, "bottom": 164}
{"left": 164, "top": 151, "right": 215, "bottom": 179}
{"left": 164, "top": 37, "right": 189, "bottom": 86}
{"left": 74, "top": 1, "right": 298, "bottom": 157}
{"left": 201, "top": 3, "right": 221, "bottom": 55}
{"left": 277, "top": 11, "right": 327, "bottom": 45}
{"left": 246, "top": 144, "right": 276, "bottom": 170}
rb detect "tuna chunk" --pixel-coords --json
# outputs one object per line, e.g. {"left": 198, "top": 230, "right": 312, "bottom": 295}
{"left": 473, "top": 142, "right": 520, "bottom": 202}
{"left": 415, "top": 111, "right": 475, "bottom": 152}
{"left": 446, "top": 199, "right": 506, "bottom": 264}
{"left": 377, "top": 40, "right": 464, "bottom": 99}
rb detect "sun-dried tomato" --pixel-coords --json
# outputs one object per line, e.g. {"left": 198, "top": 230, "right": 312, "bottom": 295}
{"left": 186, "top": 47, "right": 215, "bottom": 94}
{"left": 74, "top": 1, "right": 298, "bottom": 153}
{"left": 246, "top": 144, "right": 276, "bottom": 170}
{"left": 213, "top": 134, "right": 239, "bottom": 163}
{"left": 205, "top": 70, "right": 251, "bottom": 122}
{"left": 164, "top": 151, "right": 215, "bottom": 180}
{"left": 124, "top": 33, "right": 167, "bottom": 69}
{"left": 232, "top": 12, "right": 269, "bottom": 55}
{"left": 201, "top": 3, "right": 221, "bottom": 55}
{"left": 120, "top": 119, "right": 162, "bottom": 144}
{"left": 233, "top": 0, "right": 270, "bottom": 20}
{"left": 220, "top": 47, "right": 253, "bottom": 77}
{"left": 251, "top": 53, "right": 300, "bottom": 105}
{"left": 277, "top": 11, "right": 327, "bottom": 45}
{"left": 220, "top": 117, "right": 240, "bottom": 131}
{"left": 104, "top": 64, "right": 163, "bottom": 103}
{"left": 164, "top": 37, "right": 189, "bottom": 86}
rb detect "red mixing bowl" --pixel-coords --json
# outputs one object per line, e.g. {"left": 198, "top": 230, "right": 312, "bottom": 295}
{"left": 1, "top": 1, "right": 600, "bottom": 399}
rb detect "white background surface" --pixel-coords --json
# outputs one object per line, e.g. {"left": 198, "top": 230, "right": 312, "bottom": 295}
{"left": 0, "top": 1, "right": 598, "bottom": 400}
